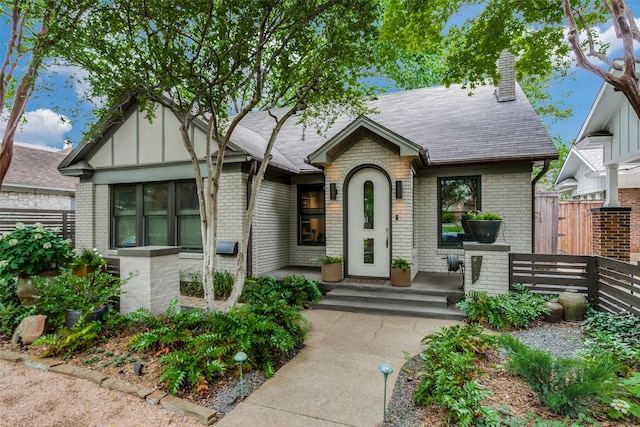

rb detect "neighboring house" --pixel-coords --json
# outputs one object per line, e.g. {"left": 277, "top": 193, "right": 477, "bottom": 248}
{"left": 59, "top": 54, "right": 557, "bottom": 279}
{"left": 1, "top": 142, "right": 77, "bottom": 210}
{"left": 555, "top": 59, "right": 640, "bottom": 262}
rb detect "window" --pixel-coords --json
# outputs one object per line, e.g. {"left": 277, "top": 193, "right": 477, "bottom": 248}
{"left": 112, "top": 181, "right": 202, "bottom": 250}
{"left": 439, "top": 176, "right": 479, "bottom": 248}
{"left": 298, "top": 184, "right": 326, "bottom": 245}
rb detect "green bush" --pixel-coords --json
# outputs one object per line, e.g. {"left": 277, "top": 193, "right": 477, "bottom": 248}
{"left": 33, "top": 320, "right": 103, "bottom": 357}
{"left": 241, "top": 275, "right": 321, "bottom": 309}
{"left": 179, "top": 270, "right": 204, "bottom": 298}
{"left": 414, "top": 324, "right": 500, "bottom": 427}
{"left": 456, "top": 285, "right": 550, "bottom": 330}
{"left": 499, "top": 335, "right": 620, "bottom": 417}
{"left": 213, "top": 270, "right": 234, "bottom": 299}
{"left": 582, "top": 309, "right": 640, "bottom": 369}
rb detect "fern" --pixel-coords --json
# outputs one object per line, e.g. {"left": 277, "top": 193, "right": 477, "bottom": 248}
{"left": 33, "top": 321, "right": 102, "bottom": 357}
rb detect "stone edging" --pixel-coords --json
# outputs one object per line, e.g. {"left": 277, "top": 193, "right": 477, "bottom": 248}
{"left": 0, "top": 349, "right": 217, "bottom": 425}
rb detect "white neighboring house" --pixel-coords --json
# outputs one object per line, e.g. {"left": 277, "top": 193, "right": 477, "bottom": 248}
{"left": 59, "top": 54, "right": 557, "bottom": 279}
{"left": 1, "top": 142, "right": 78, "bottom": 210}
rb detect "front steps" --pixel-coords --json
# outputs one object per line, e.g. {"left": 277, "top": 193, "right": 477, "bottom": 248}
{"left": 312, "top": 283, "right": 465, "bottom": 320}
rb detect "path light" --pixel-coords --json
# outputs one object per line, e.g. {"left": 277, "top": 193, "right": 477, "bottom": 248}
{"left": 378, "top": 362, "right": 394, "bottom": 422}
{"left": 234, "top": 351, "right": 248, "bottom": 399}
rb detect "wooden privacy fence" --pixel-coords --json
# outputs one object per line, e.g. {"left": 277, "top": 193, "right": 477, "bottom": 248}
{"left": 510, "top": 253, "right": 640, "bottom": 317}
{"left": 0, "top": 208, "right": 76, "bottom": 245}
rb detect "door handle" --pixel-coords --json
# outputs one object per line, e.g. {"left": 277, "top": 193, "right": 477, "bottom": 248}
{"left": 386, "top": 228, "right": 389, "bottom": 248}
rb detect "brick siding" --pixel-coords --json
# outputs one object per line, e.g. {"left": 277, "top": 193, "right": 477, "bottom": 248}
{"left": 592, "top": 207, "right": 631, "bottom": 262}
{"left": 619, "top": 188, "right": 640, "bottom": 253}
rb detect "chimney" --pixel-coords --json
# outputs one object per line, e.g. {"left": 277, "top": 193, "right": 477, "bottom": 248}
{"left": 495, "top": 51, "right": 516, "bottom": 102}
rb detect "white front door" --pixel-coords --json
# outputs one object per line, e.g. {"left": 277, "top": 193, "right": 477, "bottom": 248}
{"left": 347, "top": 168, "right": 390, "bottom": 277}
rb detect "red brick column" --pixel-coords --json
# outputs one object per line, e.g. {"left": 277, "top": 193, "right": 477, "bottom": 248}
{"left": 591, "top": 207, "right": 631, "bottom": 262}
{"left": 619, "top": 189, "right": 640, "bottom": 254}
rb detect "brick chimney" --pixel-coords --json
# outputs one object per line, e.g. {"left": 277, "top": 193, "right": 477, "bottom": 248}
{"left": 495, "top": 51, "right": 516, "bottom": 102}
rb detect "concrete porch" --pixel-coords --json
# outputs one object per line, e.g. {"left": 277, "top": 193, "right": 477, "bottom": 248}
{"left": 261, "top": 267, "right": 466, "bottom": 320}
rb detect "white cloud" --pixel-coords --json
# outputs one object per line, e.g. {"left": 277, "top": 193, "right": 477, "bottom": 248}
{"left": 46, "top": 61, "right": 105, "bottom": 107}
{"left": 0, "top": 108, "right": 72, "bottom": 147}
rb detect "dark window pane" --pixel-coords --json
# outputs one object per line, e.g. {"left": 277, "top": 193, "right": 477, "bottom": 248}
{"left": 364, "top": 238, "right": 374, "bottom": 264}
{"left": 439, "top": 177, "right": 478, "bottom": 248}
{"left": 144, "top": 183, "right": 168, "bottom": 245}
{"left": 299, "top": 185, "right": 326, "bottom": 245}
{"left": 363, "top": 180, "right": 374, "bottom": 229}
{"left": 177, "top": 182, "right": 202, "bottom": 249}
{"left": 114, "top": 185, "right": 137, "bottom": 247}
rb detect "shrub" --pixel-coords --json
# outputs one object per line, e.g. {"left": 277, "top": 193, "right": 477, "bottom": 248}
{"left": 213, "top": 270, "right": 234, "bottom": 299}
{"left": 582, "top": 309, "right": 640, "bottom": 369}
{"left": 33, "top": 320, "right": 103, "bottom": 357}
{"left": 499, "top": 335, "right": 620, "bottom": 417}
{"left": 456, "top": 285, "right": 549, "bottom": 330}
{"left": 179, "top": 270, "right": 203, "bottom": 298}
{"left": 414, "top": 324, "right": 500, "bottom": 426}
{"left": 241, "top": 275, "right": 320, "bottom": 309}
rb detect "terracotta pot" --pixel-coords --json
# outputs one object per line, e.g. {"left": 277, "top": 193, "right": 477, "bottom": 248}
{"left": 558, "top": 289, "right": 587, "bottom": 322}
{"left": 321, "top": 262, "right": 343, "bottom": 282}
{"left": 467, "top": 220, "right": 502, "bottom": 243}
{"left": 390, "top": 268, "right": 411, "bottom": 287}
{"left": 543, "top": 299, "right": 563, "bottom": 323}
{"left": 17, "top": 271, "right": 58, "bottom": 306}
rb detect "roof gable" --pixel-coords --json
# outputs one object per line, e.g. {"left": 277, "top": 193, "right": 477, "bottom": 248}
{"left": 305, "top": 115, "right": 425, "bottom": 166}
{"left": 5, "top": 144, "right": 77, "bottom": 191}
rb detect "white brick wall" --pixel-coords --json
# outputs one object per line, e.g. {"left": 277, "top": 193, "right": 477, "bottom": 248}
{"left": 215, "top": 172, "right": 246, "bottom": 272}
{"left": 324, "top": 135, "right": 414, "bottom": 270}
{"left": 415, "top": 172, "right": 532, "bottom": 273}
{"left": 75, "top": 182, "right": 95, "bottom": 250}
{"left": 0, "top": 190, "right": 74, "bottom": 210}
{"left": 252, "top": 179, "right": 291, "bottom": 275}
{"left": 463, "top": 243, "right": 511, "bottom": 296}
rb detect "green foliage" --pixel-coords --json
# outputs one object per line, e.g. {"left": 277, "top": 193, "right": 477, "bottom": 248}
{"left": 127, "top": 295, "right": 310, "bottom": 394}
{"left": 466, "top": 211, "right": 503, "bottom": 221}
{"left": 213, "top": 270, "right": 234, "bottom": 300}
{"left": 391, "top": 257, "right": 411, "bottom": 271}
{"left": 0, "top": 273, "right": 36, "bottom": 335}
{"left": 241, "top": 275, "right": 321, "bottom": 309}
{"left": 500, "top": 335, "right": 620, "bottom": 417}
{"left": 0, "top": 223, "right": 73, "bottom": 275}
{"left": 456, "top": 286, "right": 549, "bottom": 330}
{"left": 414, "top": 324, "right": 500, "bottom": 426}
{"left": 314, "top": 255, "right": 343, "bottom": 264}
{"left": 33, "top": 321, "right": 102, "bottom": 357}
{"left": 70, "top": 248, "right": 106, "bottom": 269}
{"left": 32, "top": 267, "right": 126, "bottom": 329}
{"left": 179, "top": 270, "right": 204, "bottom": 298}
{"left": 582, "top": 309, "right": 640, "bottom": 369}
{"left": 603, "top": 372, "right": 640, "bottom": 421}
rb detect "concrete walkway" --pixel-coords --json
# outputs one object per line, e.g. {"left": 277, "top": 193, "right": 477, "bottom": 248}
{"left": 216, "top": 309, "right": 462, "bottom": 427}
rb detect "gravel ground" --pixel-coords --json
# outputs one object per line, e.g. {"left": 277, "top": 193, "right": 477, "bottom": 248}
{"left": 383, "top": 322, "right": 586, "bottom": 426}
{"left": 206, "top": 372, "right": 267, "bottom": 418}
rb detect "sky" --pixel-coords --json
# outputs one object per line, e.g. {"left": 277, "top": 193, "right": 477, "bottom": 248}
{"left": 2, "top": 3, "right": 640, "bottom": 151}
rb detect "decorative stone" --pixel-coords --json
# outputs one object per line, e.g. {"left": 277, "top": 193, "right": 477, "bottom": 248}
{"left": 11, "top": 315, "right": 48, "bottom": 346}
{"left": 543, "top": 299, "right": 563, "bottom": 323}
{"left": 558, "top": 289, "right": 587, "bottom": 322}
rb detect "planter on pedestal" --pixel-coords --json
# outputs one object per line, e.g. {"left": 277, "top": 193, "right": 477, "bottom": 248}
{"left": 467, "top": 220, "right": 503, "bottom": 244}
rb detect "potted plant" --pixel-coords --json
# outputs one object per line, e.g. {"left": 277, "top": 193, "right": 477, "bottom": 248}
{"left": 33, "top": 267, "right": 125, "bottom": 330}
{"left": 466, "top": 211, "right": 504, "bottom": 244}
{"left": 70, "top": 248, "right": 107, "bottom": 278}
{"left": 0, "top": 223, "right": 73, "bottom": 305}
{"left": 315, "top": 255, "right": 343, "bottom": 282}
{"left": 390, "top": 257, "right": 411, "bottom": 287}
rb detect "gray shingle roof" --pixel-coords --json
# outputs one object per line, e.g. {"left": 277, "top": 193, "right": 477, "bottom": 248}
{"left": 235, "top": 83, "right": 556, "bottom": 172}
{"left": 5, "top": 144, "right": 78, "bottom": 191}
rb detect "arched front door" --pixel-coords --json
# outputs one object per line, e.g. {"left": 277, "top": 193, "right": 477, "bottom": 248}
{"left": 347, "top": 167, "right": 390, "bottom": 277}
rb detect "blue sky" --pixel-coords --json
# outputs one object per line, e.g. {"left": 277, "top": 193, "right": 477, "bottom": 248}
{"left": 2, "top": 4, "right": 639, "bottom": 150}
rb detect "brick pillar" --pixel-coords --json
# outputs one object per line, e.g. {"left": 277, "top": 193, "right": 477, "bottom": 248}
{"left": 591, "top": 207, "right": 631, "bottom": 262}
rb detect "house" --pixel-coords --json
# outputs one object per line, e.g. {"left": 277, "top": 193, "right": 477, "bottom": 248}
{"left": 555, "top": 65, "right": 640, "bottom": 261}
{"left": 59, "top": 54, "right": 557, "bottom": 281}
{"left": 1, "top": 142, "right": 77, "bottom": 210}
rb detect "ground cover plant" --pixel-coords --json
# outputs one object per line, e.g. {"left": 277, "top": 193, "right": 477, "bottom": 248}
{"left": 456, "top": 285, "right": 550, "bottom": 330}
{"left": 19, "top": 274, "right": 319, "bottom": 398}
{"left": 582, "top": 308, "right": 640, "bottom": 371}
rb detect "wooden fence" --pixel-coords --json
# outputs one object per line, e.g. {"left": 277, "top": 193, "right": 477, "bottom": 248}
{"left": 0, "top": 208, "right": 76, "bottom": 245}
{"left": 510, "top": 253, "right": 640, "bottom": 317}
{"left": 557, "top": 200, "right": 603, "bottom": 255}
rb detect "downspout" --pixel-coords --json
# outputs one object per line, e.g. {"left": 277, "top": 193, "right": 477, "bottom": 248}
{"left": 246, "top": 158, "right": 258, "bottom": 277}
{"left": 531, "top": 159, "right": 551, "bottom": 253}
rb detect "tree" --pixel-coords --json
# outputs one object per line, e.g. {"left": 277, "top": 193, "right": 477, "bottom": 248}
{"left": 380, "top": 0, "right": 640, "bottom": 118}
{"left": 69, "top": 0, "right": 379, "bottom": 310}
{"left": 0, "top": 0, "right": 93, "bottom": 187}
